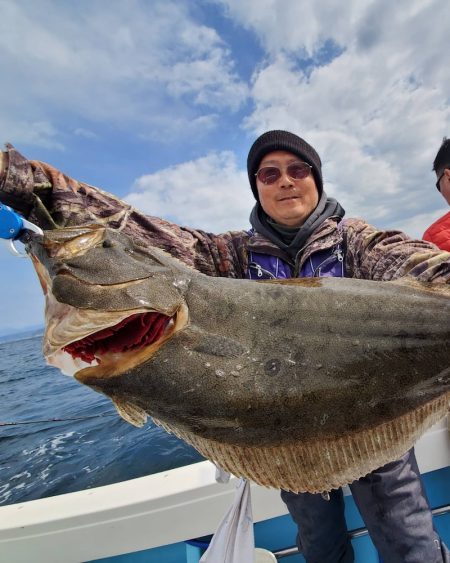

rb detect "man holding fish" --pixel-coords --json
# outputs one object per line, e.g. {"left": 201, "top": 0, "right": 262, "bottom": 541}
{"left": 0, "top": 131, "right": 449, "bottom": 563}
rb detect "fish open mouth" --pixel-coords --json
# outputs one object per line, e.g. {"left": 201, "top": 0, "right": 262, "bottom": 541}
{"left": 43, "top": 301, "right": 189, "bottom": 382}
{"left": 47, "top": 303, "right": 189, "bottom": 382}
{"left": 63, "top": 312, "right": 172, "bottom": 364}
{"left": 55, "top": 304, "right": 189, "bottom": 383}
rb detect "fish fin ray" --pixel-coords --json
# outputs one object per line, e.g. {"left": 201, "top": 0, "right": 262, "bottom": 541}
{"left": 112, "top": 396, "right": 147, "bottom": 427}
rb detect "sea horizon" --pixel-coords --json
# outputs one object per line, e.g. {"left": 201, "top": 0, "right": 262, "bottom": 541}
{"left": 0, "top": 324, "right": 44, "bottom": 342}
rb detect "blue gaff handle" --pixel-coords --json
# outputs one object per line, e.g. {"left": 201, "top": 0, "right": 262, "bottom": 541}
{"left": 0, "top": 203, "right": 24, "bottom": 239}
{"left": 0, "top": 203, "right": 43, "bottom": 257}
{"left": 0, "top": 203, "right": 43, "bottom": 239}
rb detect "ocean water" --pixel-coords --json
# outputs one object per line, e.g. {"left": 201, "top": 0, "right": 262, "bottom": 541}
{"left": 0, "top": 336, "right": 204, "bottom": 506}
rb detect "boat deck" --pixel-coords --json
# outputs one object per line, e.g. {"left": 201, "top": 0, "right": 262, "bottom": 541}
{"left": 0, "top": 417, "right": 449, "bottom": 562}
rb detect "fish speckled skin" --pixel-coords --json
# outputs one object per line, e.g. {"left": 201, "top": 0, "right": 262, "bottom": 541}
{"left": 27, "top": 225, "right": 450, "bottom": 492}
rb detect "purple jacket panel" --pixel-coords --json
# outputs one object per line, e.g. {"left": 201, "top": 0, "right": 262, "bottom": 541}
{"left": 247, "top": 252, "right": 292, "bottom": 279}
{"left": 247, "top": 245, "right": 345, "bottom": 280}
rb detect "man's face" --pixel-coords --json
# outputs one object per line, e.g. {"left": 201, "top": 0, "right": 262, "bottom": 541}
{"left": 437, "top": 168, "right": 450, "bottom": 205}
{"left": 256, "top": 150, "right": 319, "bottom": 227}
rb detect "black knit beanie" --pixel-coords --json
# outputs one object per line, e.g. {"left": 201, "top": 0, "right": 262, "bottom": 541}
{"left": 247, "top": 130, "right": 323, "bottom": 200}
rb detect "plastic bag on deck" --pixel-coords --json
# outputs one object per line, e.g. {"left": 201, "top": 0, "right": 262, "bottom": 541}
{"left": 200, "top": 478, "right": 254, "bottom": 563}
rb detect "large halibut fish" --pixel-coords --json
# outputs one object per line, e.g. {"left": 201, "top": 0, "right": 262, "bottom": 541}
{"left": 27, "top": 224, "right": 450, "bottom": 493}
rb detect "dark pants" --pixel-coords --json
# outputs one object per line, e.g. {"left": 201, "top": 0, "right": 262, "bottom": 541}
{"left": 281, "top": 449, "right": 450, "bottom": 563}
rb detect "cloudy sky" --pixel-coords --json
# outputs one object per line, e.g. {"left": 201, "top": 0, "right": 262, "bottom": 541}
{"left": 1, "top": 0, "right": 450, "bottom": 333}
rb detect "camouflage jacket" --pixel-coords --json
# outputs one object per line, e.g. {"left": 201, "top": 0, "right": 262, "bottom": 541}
{"left": 1, "top": 144, "right": 450, "bottom": 284}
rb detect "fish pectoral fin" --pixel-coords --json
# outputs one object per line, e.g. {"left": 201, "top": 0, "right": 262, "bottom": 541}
{"left": 112, "top": 396, "right": 147, "bottom": 427}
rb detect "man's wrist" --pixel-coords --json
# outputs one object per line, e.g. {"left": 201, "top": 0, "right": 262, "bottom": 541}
{"left": 0, "top": 150, "right": 7, "bottom": 185}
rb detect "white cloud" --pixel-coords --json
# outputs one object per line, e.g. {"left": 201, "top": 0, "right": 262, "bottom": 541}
{"left": 125, "top": 151, "right": 254, "bottom": 232}
{"left": 212, "top": 0, "right": 365, "bottom": 57}
{"left": 390, "top": 207, "right": 448, "bottom": 240}
{"left": 73, "top": 128, "right": 98, "bottom": 140}
{"left": 0, "top": 118, "right": 63, "bottom": 150}
{"left": 138, "top": 114, "right": 220, "bottom": 144}
{"left": 0, "top": 0, "right": 248, "bottom": 146}
{"left": 212, "top": 0, "right": 450, "bottom": 235}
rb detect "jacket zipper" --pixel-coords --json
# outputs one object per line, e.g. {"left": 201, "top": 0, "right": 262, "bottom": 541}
{"left": 312, "top": 246, "right": 344, "bottom": 277}
{"left": 248, "top": 261, "right": 277, "bottom": 279}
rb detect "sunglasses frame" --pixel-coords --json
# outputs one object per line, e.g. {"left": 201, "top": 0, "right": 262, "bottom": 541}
{"left": 255, "top": 162, "right": 312, "bottom": 185}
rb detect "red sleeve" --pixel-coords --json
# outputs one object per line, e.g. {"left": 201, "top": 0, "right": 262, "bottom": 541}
{"left": 423, "top": 211, "right": 450, "bottom": 252}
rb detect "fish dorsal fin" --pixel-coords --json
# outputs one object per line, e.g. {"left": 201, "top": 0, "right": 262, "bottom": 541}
{"left": 260, "top": 276, "right": 450, "bottom": 296}
{"left": 390, "top": 277, "right": 450, "bottom": 297}
{"left": 111, "top": 396, "right": 147, "bottom": 427}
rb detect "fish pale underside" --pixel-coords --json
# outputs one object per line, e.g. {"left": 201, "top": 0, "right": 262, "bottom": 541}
{"left": 28, "top": 225, "right": 450, "bottom": 493}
